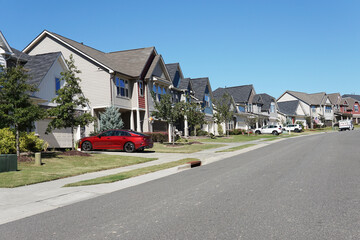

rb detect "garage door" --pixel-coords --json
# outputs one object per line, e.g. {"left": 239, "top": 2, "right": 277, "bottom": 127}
{"left": 36, "top": 119, "right": 73, "bottom": 148}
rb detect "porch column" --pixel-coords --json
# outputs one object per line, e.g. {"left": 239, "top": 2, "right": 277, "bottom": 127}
{"left": 136, "top": 109, "right": 141, "bottom": 132}
{"left": 168, "top": 123, "right": 172, "bottom": 142}
{"left": 184, "top": 115, "right": 189, "bottom": 137}
{"left": 130, "top": 110, "right": 134, "bottom": 131}
{"left": 256, "top": 121, "right": 259, "bottom": 129}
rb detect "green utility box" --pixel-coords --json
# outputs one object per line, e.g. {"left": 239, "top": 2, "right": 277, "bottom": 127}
{"left": 0, "top": 154, "right": 18, "bottom": 172}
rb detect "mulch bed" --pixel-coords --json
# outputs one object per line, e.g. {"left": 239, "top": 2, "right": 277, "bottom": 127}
{"left": 59, "top": 150, "right": 92, "bottom": 157}
{"left": 18, "top": 155, "right": 34, "bottom": 163}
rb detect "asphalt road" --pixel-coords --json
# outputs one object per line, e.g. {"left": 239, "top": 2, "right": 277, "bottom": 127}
{"left": 1, "top": 131, "right": 360, "bottom": 240}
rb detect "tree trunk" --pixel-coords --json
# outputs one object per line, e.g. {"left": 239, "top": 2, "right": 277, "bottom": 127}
{"left": 16, "top": 126, "right": 20, "bottom": 160}
{"left": 71, "top": 126, "right": 75, "bottom": 150}
{"left": 194, "top": 126, "right": 197, "bottom": 137}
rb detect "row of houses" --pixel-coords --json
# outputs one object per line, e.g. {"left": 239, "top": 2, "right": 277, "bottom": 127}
{"left": 1, "top": 30, "right": 359, "bottom": 148}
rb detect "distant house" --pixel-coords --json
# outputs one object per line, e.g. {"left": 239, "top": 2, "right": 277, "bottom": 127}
{"left": 23, "top": 30, "right": 172, "bottom": 136}
{"left": 328, "top": 93, "right": 351, "bottom": 122}
{"left": 277, "top": 90, "right": 333, "bottom": 127}
{"left": 213, "top": 85, "right": 272, "bottom": 130}
{"left": 340, "top": 97, "right": 360, "bottom": 124}
{"left": 254, "top": 93, "right": 279, "bottom": 125}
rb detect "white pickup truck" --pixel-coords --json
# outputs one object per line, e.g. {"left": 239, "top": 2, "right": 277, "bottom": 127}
{"left": 339, "top": 120, "right": 354, "bottom": 131}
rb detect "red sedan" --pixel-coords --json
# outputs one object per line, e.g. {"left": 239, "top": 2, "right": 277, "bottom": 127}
{"left": 79, "top": 130, "right": 153, "bottom": 152}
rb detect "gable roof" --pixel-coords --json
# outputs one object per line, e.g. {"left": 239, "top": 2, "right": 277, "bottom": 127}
{"left": 0, "top": 31, "right": 13, "bottom": 54}
{"left": 23, "top": 30, "right": 156, "bottom": 78}
{"left": 24, "top": 52, "right": 63, "bottom": 86}
{"left": 165, "top": 63, "right": 179, "bottom": 81}
{"left": 213, "top": 85, "right": 254, "bottom": 103}
{"left": 178, "top": 77, "right": 191, "bottom": 90}
{"left": 341, "top": 97, "right": 358, "bottom": 109}
{"left": 252, "top": 94, "right": 264, "bottom": 105}
{"left": 283, "top": 90, "right": 328, "bottom": 105}
{"left": 342, "top": 94, "right": 360, "bottom": 102}
{"left": 256, "top": 93, "right": 275, "bottom": 111}
{"left": 190, "top": 77, "right": 211, "bottom": 101}
{"left": 327, "top": 93, "right": 342, "bottom": 105}
{"left": 277, "top": 100, "right": 301, "bottom": 116}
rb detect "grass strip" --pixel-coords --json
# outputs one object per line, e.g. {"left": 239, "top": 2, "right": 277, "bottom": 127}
{"left": 216, "top": 144, "right": 256, "bottom": 153}
{"left": 64, "top": 158, "right": 200, "bottom": 187}
{"left": 150, "top": 143, "right": 226, "bottom": 153}
{"left": 0, "top": 154, "right": 158, "bottom": 188}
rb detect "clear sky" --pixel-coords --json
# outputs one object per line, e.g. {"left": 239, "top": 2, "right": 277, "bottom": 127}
{"left": 2, "top": 0, "right": 360, "bottom": 98}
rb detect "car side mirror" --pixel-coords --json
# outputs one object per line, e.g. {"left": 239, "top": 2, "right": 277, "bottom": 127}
{"left": 98, "top": 136, "right": 101, "bottom": 139}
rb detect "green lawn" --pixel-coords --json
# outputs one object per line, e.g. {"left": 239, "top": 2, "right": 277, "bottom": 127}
{"left": 194, "top": 134, "right": 278, "bottom": 143}
{"left": 64, "top": 158, "right": 199, "bottom": 187}
{"left": 0, "top": 154, "right": 157, "bottom": 188}
{"left": 149, "top": 142, "right": 226, "bottom": 153}
{"left": 215, "top": 144, "right": 256, "bottom": 153}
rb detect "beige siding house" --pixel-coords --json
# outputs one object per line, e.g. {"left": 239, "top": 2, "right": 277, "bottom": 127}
{"left": 23, "top": 30, "right": 170, "bottom": 136}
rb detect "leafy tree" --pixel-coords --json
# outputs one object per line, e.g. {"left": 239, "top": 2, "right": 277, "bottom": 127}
{"left": 183, "top": 101, "right": 206, "bottom": 136}
{"left": 0, "top": 65, "right": 45, "bottom": 158}
{"left": 151, "top": 92, "right": 183, "bottom": 143}
{"left": 99, "top": 106, "right": 124, "bottom": 131}
{"left": 46, "top": 55, "right": 95, "bottom": 150}
{"left": 213, "top": 92, "right": 234, "bottom": 136}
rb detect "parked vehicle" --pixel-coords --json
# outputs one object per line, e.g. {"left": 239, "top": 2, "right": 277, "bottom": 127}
{"left": 283, "top": 124, "right": 302, "bottom": 132}
{"left": 254, "top": 125, "right": 283, "bottom": 135}
{"left": 79, "top": 130, "right": 153, "bottom": 152}
{"left": 339, "top": 120, "right": 354, "bottom": 131}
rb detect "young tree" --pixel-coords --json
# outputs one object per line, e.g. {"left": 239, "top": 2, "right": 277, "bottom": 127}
{"left": 213, "top": 92, "right": 234, "bottom": 136}
{"left": 46, "top": 55, "right": 95, "bottom": 150}
{"left": 151, "top": 92, "right": 182, "bottom": 143}
{"left": 99, "top": 106, "right": 124, "bottom": 131}
{"left": 183, "top": 101, "right": 206, "bottom": 136}
{"left": 0, "top": 65, "right": 45, "bottom": 159}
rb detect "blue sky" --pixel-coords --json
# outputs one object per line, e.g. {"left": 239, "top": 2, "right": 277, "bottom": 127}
{"left": 2, "top": 0, "right": 360, "bottom": 98}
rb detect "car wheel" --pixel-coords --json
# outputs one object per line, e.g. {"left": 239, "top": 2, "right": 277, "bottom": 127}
{"left": 272, "top": 131, "right": 279, "bottom": 136}
{"left": 255, "top": 130, "right": 261, "bottom": 134}
{"left": 124, "top": 142, "right": 135, "bottom": 153}
{"left": 294, "top": 128, "right": 299, "bottom": 132}
{"left": 81, "top": 141, "right": 92, "bottom": 151}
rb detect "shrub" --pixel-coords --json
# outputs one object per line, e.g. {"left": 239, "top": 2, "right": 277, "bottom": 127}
{"left": 0, "top": 128, "right": 16, "bottom": 154}
{"left": 217, "top": 124, "right": 224, "bottom": 136}
{"left": 143, "top": 132, "right": 168, "bottom": 143}
{"left": 19, "top": 132, "right": 45, "bottom": 152}
{"left": 197, "top": 130, "right": 208, "bottom": 136}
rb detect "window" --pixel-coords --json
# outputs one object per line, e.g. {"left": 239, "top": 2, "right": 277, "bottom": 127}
{"left": 247, "top": 104, "right": 252, "bottom": 112}
{"left": 238, "top": 106, "right": 245, "bottom": 112}
{"left": 55, "top": 77, "right": 60, "bottom": 94}
{"left": 158, "top": 86, "right": 162, "bottom": 101}
{"left": 162, "top": 88, "right": 166, "bottom": 95}
{"left": 139, "top": 81, "right": 144, "bottom": 96}
{"left": 153, "top": 84, "right": 157, "bottom": 93}
{"left": 204, "top": 94, "right": 210, "bottom": 107}
{"left": 325, "top": 106, "right": 332, "bottom": 113}
{"left": 311, "top": 106, "right": 316, "bottom": 113}
{"left": 116, "top": 78, "right": 129, "bottom": 97}
{"left": 355, "top": 105, "right": 359, "bottom": 112}
{"left": 270, "top": 103, "right": 275, "bottom": 113}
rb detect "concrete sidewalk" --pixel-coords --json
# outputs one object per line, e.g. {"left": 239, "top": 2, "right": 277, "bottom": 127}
{"left": 0, "top": 135, "right": 312, "bottom": 225}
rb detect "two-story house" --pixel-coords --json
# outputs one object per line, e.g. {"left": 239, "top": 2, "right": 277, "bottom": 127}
{"left": 277, "top": 91, "right": 333, "bottom": 127}
{"left": 213, "top": 85, "right": 270, "bottom": 130}
{"left": 340, "top": 96, "right": 360, "bottom": 124}
{"left": 328, "top": 93, "right": 351, "bottom": 122}
{"left": 23, "top": 30, "right": 172, "bottom": 137}
{"left": 255, "top": 93, "right": 279, "bottom": 125}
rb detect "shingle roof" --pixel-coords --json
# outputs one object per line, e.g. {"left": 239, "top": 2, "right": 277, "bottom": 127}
{"left": 213, "top": 85, "right": 253, "bottom": 103}
{"left": 252, "top": 94, "right": 264, "bottom": 105}
{"left": 342, "top": 94, "right": 360, "bottom": 102}
{"left": 43, "top": 31, "right": 155, "bottom": 78}
{"left": 10, "top": 48, "right": 31, "bottom": 62}
{"left": 328, "top": 93, "right": 342, "bottom": 105}
{"left": 256, "top": 93, "right": 275, "bottom": 111}
{"left": 277, "top": 100, "right": 300, "bottom": 116}
{"left": 286, "top": 90, "right": 328, "bottom": 105}
{"left": 341, "top": 97, "right": 358, "bottom": 109}
{"left": 178, "top": 78, "right": 191, "bottom": 90}
{"left": 190, "top": 78, "right": 210, "bottom": 101}
{"left": 24, "top": 52, "right": 62, "bottom": 86}
{"left": 165, "top": 63, "right": 178, "bottom": 82}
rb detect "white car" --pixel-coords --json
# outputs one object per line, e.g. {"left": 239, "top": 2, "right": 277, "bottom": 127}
{"left": 339, "top": 120, "right": 354, "bottom": 131}
{"left": 283, "top": 124, "right": 302, "bottom": 132}
{"left": 254, "top": 125, "right": 283, "bottom": 135}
